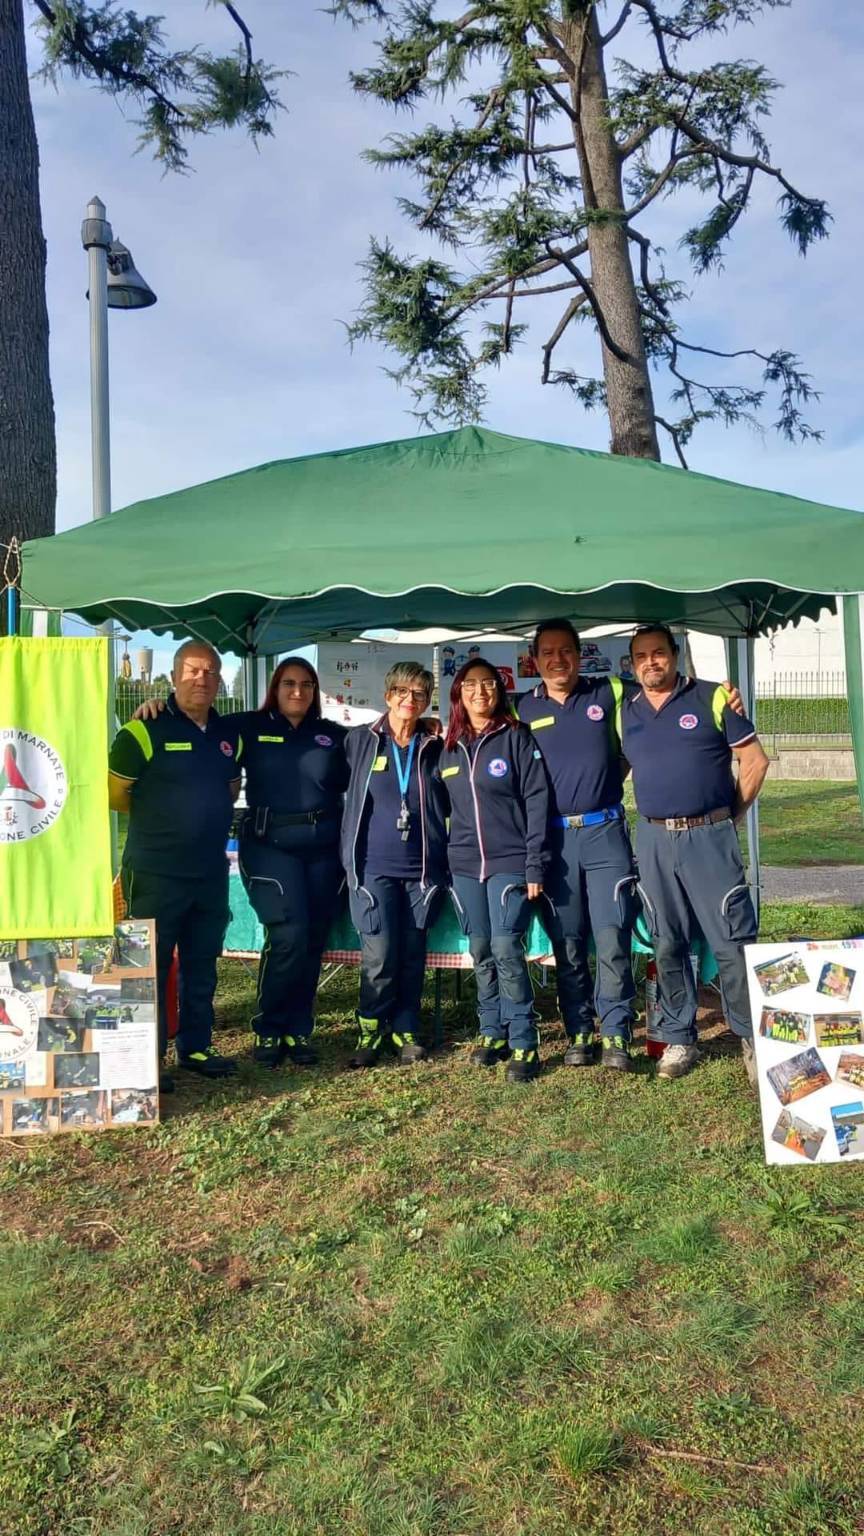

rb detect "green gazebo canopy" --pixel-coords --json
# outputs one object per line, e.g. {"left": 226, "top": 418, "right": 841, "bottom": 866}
{"left": 21, "top": 427, "right": 864, "bottom": 651}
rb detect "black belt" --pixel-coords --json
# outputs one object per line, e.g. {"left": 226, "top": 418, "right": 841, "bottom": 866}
{"left": 646, "top": 807, "right": 732, "bottom": 831}
{"left": 246, "top": 807, "right": 332, "bottom": 837}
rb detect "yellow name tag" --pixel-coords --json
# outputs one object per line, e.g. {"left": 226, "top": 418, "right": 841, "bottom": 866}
{"left": 164, "top": 742, "right": 193, "bottom": 752}
{"left": 441, "top": 766, "right": 460, "bottom": 779}
{"left": 257, "top": 735, "right": 283, "bottom": 743}
{"left": 372, "top": 756, "right": 388, "bottom": 772}
{"left": 530, "top": 716, "right": 555, "bottom": 731}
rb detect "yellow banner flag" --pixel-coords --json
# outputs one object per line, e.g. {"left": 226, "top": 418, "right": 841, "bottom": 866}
{"left": 0, "top": 637, "right": 113, "bottom": 937}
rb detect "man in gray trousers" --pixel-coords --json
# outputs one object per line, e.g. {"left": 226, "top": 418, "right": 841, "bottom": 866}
{"left": 622, "top": 625, "right": 769, "bottom": 1083}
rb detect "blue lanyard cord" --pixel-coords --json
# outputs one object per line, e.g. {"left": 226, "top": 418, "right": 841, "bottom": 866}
{"left": 390, "top": 734, "right": 417, "bottom": 799}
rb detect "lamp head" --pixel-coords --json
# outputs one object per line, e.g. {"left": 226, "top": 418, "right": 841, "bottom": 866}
{"left": 105, "top": 241, "right": 157, "bottom": 310}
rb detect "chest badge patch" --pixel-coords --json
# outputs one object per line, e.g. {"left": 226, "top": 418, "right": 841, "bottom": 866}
{"left": 679, "top": 714, "right": 699, "bottom": 730}
{"left": 487, "top": 758, "right": 508, "bottom": 778}
{"left": 219, "top": 740, "right": 234, "bottom": 756}
{"left": 586, "top": 704, "right": 605, "bottom": 722}
{"left": 314, "top": 734, "right": 333, "bottom": 748}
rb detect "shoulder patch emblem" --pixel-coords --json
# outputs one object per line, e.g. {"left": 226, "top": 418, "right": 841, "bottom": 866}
{"left": 314, "top": 734, "right": 333, "bottom": 747}
{"left": 679, "top": 714, "right": 699, "bottom": 731}
{"left": 487, "top": 758, "right": 508, "bottom": 778}
{"left": 220, "top": 740, "right": 234, "bottom": 756}
{"left": 586, "top": 704, "right": 605, "bottom": 722}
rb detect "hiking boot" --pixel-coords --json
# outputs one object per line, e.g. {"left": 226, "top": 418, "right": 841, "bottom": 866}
{"left": 253, "top": 1034, "right": 284, "bottom": 1069}
{"left": 177, "top": 1046, "right": 238, "bottom": 1079}
{"left": 392, "top": 1031, "right": 428, "bottom": 1064}
{"left": 282, "top": 1035, "right": 318, "bottom": 1066}
{"left": 601, "top": 1035, "right": 633, "bottom": 1072}
{"left": 740, "top": 1036, "right": 758, "bottom": 1088}
{"left": 656, "top": 1043, "right": 701, "bottom": 1080}
{"left": 349, "top": 1019, "right": 384, "bottom": 1070}
{"left": 564, "top": 1033, "right": 596, "bottom": 1067}
{"left": 505, "top": 1048, "right": 540, "bottom": 1083}
{"left": 470, "top": 1035, "right": 510, "bottom": 1068}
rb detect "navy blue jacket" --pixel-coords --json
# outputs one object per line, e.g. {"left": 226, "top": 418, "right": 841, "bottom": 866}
{"left": 440, "top": 722, "right": 549, "bottom": 884}
{"left": 341, "top": 718, "right": 448, "bottom": 892}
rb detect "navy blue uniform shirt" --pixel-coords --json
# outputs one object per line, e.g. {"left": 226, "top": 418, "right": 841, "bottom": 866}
{"left": 240, "top": 709, "right": 348, "bottom": 823}
{"left": 358, "top": 727, "right": 423, "bottom": 880}
{"left": 517, "top": 678, "right": 624, "bottom": 818}
{"left": 621, "top": 675, "right": 756, "bottom": 819}
{"left": 109, "top": 694, "right": 242, "bottom": 878}
{"left": 440, "top": 722, "right": 549, "bottom": 883}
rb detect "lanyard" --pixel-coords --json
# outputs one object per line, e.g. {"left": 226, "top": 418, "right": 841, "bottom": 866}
{"left": 390, "top": 734, "right": 417, "bottom": 800}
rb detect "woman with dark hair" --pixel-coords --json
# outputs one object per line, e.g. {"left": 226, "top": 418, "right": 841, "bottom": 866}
{"left": 238, "top": 656, "right": 349, "bottom": 1066}
{"left": 441, "top": 658, "right": 549, "bottom": 1082}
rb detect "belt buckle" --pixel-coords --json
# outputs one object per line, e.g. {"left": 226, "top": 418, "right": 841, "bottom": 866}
{"left": 566, "top": 814, "right": 583, "bottom": 829}
{"left": 665, "top": 816, "right": 689, "bottom": 832}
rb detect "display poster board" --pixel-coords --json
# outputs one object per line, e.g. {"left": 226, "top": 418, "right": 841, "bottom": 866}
{"left": 0, "top": 921, "right": 159, "bottom": 1136}
{"left": 746, "top": 939, "right": 864, "bottom": 1165}
{"left": 317, "top": 642, "right": 435, "bottom": 726}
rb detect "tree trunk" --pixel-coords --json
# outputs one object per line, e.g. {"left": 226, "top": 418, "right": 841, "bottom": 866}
{"left": 561, "top": 7, "right": 660, "bottom": 461}
{"left": 0, "top": 0, "right": 57, "bottom": 564}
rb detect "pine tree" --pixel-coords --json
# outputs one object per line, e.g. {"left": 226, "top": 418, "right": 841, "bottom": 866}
{"left": 0, "top": 0, "right": 284, "bottom": 558}
{"left": 331, "top": 0, "right": 829, "bottom": 464}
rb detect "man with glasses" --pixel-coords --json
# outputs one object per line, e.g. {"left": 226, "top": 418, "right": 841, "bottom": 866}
{"left": 109, "top": 640, "right": 242, "bottom": 1091}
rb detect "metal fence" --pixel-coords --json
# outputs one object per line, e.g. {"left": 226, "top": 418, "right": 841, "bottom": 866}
{"left": 114, "top": 680, "right": 244, "bottom": 726}
{"left": 754, "top": 670, "right": 851, "bottom": 752}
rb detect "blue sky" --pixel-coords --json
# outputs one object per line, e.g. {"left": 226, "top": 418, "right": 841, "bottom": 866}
{"left": 28, "top": 0, "right": 864, "bottom": 671}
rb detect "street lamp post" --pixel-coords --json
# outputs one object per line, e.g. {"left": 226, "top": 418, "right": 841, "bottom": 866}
{"left": 81, "top": 197, "right": 156, "bottom": 870}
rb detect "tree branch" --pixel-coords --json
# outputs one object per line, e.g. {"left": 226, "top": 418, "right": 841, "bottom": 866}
{"left": 541, "top": 295, "right": 590, "bottom": 382}
{"left": 546, "top": 243, "right": 631, "bottom": 363}
{"left": 654, "top": 415, "right": 689, "bottom": 468}
{"left": 601, "top": 3, "right": 633, "bottom": 48}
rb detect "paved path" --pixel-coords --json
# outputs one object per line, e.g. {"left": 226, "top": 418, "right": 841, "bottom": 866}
{"left": 762, "top": 865, "right": 864, "bottom": 906}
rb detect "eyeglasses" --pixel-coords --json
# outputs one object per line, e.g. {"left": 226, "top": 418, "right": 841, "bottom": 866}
{"left": 461, "top": 680, "right": 498, "bottom": 694}
{"left": 390, "top": 687, "right": 429, "bottom": 703}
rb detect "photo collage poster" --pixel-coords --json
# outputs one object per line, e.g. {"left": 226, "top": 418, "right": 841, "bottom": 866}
{"left": 0, "top": 920, "right": 159, "bottom": 1137}
{"left": 316, "top": 642, "right": 435, "bottom": 726}
{"left": 746, "top": 939, "right": 864, "bottom": 1165}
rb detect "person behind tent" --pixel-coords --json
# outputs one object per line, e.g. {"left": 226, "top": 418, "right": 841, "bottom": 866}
{"left": 340, "top": 661, "right": 447, "bottom": 1068}
{"left": 440, "top": 658, "right": 549, "bottom": 1082}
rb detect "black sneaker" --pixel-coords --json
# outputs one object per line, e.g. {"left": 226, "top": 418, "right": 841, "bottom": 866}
{"left": 349, "top": 1020, "right": 384, "bottom": 1070}
{"left": 469, "top": 1035, "right": 510, "bottom": 1067}
{"left": 281, "top": 1035, "right": 318, "bottom": 1066}
{"left": 177, "top": 1047, "right": 238, "bottom": 1078}
{"left": 159, "top": 1069, "right": 175, "bottom": 1095}
{"left": 392, "top": 1031, "right": 427, "bottom": 1064}
{"left": 253, "top": 1035, "right": 284, "bottom": 1069}
{"left": 564, "top": 1033, "right": 596, "bottom": 1067}
{"left": 505, "top": 1048, "right": 540, "bottom": 1083}
{"left": 601, "top": 1035, "right": 633, "bottom": 1071}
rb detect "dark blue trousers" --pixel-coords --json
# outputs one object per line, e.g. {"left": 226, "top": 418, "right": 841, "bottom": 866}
{"left": 451, "top": 872, "right": 537, "bottom": 1051}
{"left": 539, "top": 819, "right": 637, "bottom": 1041}
{"left": 636, "top": 816, "right": 756, "bottom": 1045}
{"left": 121, "top": 864, "right": 229, "bottom": 1058}
{"left": 240, "top": 837, "right": 343, "bottom": 1038}
{"left": 349, "top": 875, "right": 440, "bottom": 1036}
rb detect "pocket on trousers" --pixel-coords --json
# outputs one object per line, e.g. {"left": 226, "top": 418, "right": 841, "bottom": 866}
{"left": 500, "top": 883, "right": 531, "bottom": 935}
{"left": 636, "top": 882, "right": 659, "bottom": 940}
{"left": 719, "top": 883, "right": 756, "bottom": 944}
{"left": 351, "top": 886, "right": 382, "bottom": 937}
{"left": 449, "top": 887, "right": 471, "bottom": 936}
{"left": 612, "top": 873, "right": 638, "bottom": 928}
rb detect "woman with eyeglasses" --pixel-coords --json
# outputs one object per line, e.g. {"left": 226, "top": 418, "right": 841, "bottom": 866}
{"left": 340, "top": 661, "right": 448, "bottom": 1068}
{"left": 236, "top": 657, "right": 350, "bottom": 1067}
{"left": 441, "top": 658, "right": 549, "bottom": 1082}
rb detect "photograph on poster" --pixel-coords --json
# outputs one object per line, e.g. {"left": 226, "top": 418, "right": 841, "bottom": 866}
{"left": 60, "top": 1091, "right": 108, "bottom": 1128}
{"left": 113, "top": 922, "right": 153, "bottom": 970}
{"left": 111, "top": 1088, "right": 158, "bottom": 1124}
{"left": 836, "top": 1052, "right": 864, "bottom": 1088}
{"left": 0, "top": 942, "right": 17, "bottom": 960}
{"left": 753, "top": 953, "right": 810, "bottom": 998}
{"left": 759, "top": 1008, "right": 811, "bottom": 1044}
{"left": 77, "top": 937, "right": 115, "bottom": 975}
{"left": 120, "top": 977, "right": 156, "bottom": 1002}
{"left": 0, "top": 1061, "right": 25, "bottom": 1090}
{"left": 38, "top": 1016, "right": 86, "bottom": 1052}
{"left": 53, "top": 1052, "right": 100, "bottom": 1089}
{"left": 9, "top": 953, "right": 58, "bottom": 990}
{"left": 49, "top": 979, "right": 89, "bottom": 1019}
{"left": 11, "top": 1096, "right": 60, "bottom": 1134}
{"left": 816, "top": 963, "right": 856, "bottom": 1002}
{"left": 766, "top": 1047, "right": 831, "bottom": 1106}
{"left": 813, "top": 1013, "right": 863, "bottom": 1048}
{"left": 770, "top": 1109, "right": 826, "bottom": 1162}
{"left": 831, "top": 1101, "right": 864, "bottom": 1157}
{"left": 26, "top": 939, "right": 76, "bottom": 960}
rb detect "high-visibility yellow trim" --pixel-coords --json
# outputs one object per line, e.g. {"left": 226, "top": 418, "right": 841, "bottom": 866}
{"left": 609, "top": 675, "right": 624, "bottom": 747}
{"left": 442, "top": 766, "right": 460, "bottom": 778}
{"left": 236, "top": 733, "right": 244, "bottom": 762}
{"left": 530, "top": 716, "right": 555, "bottom": 731}
{"left": 123, "top": 718, "right": 153, "bottom": 762}
{"left": 712, "top": 685, "right": 729, "bottom": 731}
{"left": 164, "top": 742, "right": 193, "bottom": 752}
{"left": 372, "top": 755, "right": 388, "bottom": 771}
{"left": 258, "top": 734, "right": 283, "bottom": 742}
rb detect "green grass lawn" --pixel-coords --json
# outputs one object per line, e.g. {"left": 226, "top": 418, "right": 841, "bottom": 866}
{"left": 2, "top": 901, "right": 864, "bottom": 1536}
{"left": 620, "top": 780, "right": 864, "bottom": 867}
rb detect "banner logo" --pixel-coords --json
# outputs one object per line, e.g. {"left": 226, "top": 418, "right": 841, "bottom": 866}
{"left": 0, "top": 729, "right": 68, "bottom": 843}
{"left": 0, "top": 987, "right": 40, "bottom": 1062}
